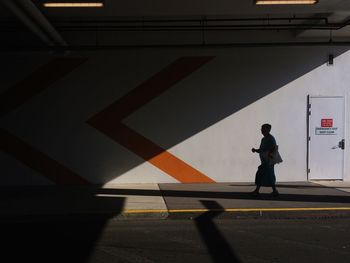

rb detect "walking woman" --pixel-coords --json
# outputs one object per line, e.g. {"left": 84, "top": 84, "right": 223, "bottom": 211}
{"left": 251, "top": 123, "right": 279, "bottom": 197}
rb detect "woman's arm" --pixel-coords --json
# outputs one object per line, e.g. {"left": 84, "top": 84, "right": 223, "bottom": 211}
{"left": 252, "top": 148, "right": 261, "bottom": 153}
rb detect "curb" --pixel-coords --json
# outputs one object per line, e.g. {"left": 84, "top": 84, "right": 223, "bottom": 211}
{"left": 2, "top": 207, "right": 350, "bottom": 222}
{"left": 119, "top": 207, "right": 350, "bottom": 220}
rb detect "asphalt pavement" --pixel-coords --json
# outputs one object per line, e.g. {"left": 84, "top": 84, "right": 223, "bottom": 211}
{"left": 2, "top": 216, "right": 350, "bottom": 262}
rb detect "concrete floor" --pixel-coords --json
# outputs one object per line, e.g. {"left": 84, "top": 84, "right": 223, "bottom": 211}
{"left": 1, "top": 182, "right": 350, "bottom": 219}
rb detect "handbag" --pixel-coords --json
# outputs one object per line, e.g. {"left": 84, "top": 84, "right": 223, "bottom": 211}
{"left": 268, "top": 146, "right": 283, "bottom": 165}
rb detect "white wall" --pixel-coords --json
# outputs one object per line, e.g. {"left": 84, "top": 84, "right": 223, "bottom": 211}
{"left": 0, "top": 46, "right": 349, "bottom": 185}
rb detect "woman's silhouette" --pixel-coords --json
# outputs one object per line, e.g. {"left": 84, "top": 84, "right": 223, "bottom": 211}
{"left": 251, "top": 124, "right": 279, "bottom": 197}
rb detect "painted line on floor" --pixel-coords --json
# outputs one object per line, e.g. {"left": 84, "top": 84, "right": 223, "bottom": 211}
{"left": 123, "top": 207, "right": 350, "bottom": 214}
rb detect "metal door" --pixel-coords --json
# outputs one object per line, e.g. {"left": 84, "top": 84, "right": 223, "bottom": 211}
{"left": 308, "top": 96, "right": 345, "bottom": 180}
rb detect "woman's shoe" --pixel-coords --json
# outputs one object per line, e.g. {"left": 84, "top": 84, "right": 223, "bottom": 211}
{"left": 271, "top": 191, "right": 279, "bottom": 197}
{"left": 250, "top": 190, "right": 259, "bottom": 197}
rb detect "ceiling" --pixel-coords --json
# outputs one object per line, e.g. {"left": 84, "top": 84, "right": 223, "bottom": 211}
{"left": 1, "top": 0, "right": 350, "bottom": 48}
{"left": 37, "top": 0, "right": 350, "bottom": 18}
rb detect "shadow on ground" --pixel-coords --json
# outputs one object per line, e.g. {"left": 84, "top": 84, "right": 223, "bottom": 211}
{"left": 0, "top": 188, "right": 125, "bottom": 262}
{"left": 1, "top": 183, "right": 350, "bottom": 262}
{"left": 195, "top": 200, "right": 241, "bottom": 262}
{"left": 94, "top": 187, "right": 350, "bottom": 204}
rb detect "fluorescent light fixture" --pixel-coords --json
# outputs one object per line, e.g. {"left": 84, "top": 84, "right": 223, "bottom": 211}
{"left": 256, "top": 0, "right": 317, "bottom": 4}
{"left": 43, "top": 2, "right": 104, "bottom": 7}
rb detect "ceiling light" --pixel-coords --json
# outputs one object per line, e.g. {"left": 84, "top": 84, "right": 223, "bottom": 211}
{"left": 255, "top": 0, "right": 318, "bottom": 5}
{"left": 43, "top": 2, "right": 104, "bottom": 8}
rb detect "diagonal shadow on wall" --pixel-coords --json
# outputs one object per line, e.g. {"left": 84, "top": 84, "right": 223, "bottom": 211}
{"left": 0, "top": 46, "right": 349, "bottom": 184}
{"left": 85, "top": 46, "right": 350, "bottom": 183}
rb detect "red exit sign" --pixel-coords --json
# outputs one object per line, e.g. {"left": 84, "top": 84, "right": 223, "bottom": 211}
{"left": 321, "top": 119, "right": 333, "bottom": 127}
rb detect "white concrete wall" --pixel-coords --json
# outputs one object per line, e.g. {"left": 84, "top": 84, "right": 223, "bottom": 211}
{"left": 0, "top": 46, "right": 349, "bottom": 185}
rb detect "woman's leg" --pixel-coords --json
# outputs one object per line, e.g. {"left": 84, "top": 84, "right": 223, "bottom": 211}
{"left": 251, "top": 185, "right": 260, "bottom": 196}
{"left": 271, "top": 185, "right": 279, "bottom": 196}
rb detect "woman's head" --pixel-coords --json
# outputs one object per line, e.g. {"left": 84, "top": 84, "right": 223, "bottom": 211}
{"left": 261, "top": 123, "right": 271, "bottom": 136}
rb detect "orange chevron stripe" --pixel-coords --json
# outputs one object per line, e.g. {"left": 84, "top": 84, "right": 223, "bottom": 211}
{"left": 149, "top": 151, "right": 214, "bottom": 183}
{"left": 0, "top": 58, "right": 89, "bottom": 185}
{"left": 88, "top": 56, "right": 215, "bottom": 183}
{"left": 0, "top": 128, "right": 89, "bottom": 185}
{"left": 0, "top": 58, "right": 87, "bottom": 117}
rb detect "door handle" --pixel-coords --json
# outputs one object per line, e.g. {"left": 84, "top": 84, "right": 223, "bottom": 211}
{"left": 332, "top": 139, "right": 345, "bottom": 150}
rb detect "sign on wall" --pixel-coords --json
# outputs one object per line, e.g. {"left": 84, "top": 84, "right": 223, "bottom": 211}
{"left": 315, "top": 118, "right": 338, "bottom": 135}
